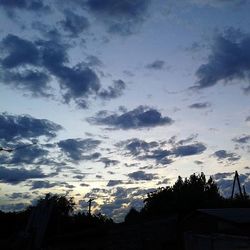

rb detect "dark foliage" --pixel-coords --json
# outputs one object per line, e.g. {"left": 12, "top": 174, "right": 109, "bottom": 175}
{"left": 141, "top": 173, "right": 222, "bottom": 218}
{"left": 124, "top": 207, "right": 140, "bottom": 224}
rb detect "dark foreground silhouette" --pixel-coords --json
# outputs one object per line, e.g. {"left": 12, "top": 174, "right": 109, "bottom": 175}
{"left": 1, "top": 173, "right": 250, "bottom": 250}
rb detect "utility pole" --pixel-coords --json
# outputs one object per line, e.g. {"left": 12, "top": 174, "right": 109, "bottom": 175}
{"left": 87, "top": 198, "right": 94, "bottom": 215}
{"left": 243, "top": 185, "right": 248, "bottom": 199}
{"left": 231, "top": 171, "right": 244, "bottom": 199}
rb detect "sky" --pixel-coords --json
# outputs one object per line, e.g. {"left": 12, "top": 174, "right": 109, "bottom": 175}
{"left": 0, "top": 0, "right": 250, "bottom": 222}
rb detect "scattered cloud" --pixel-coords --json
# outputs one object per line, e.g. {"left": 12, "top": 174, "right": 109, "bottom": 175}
{"left": 29, "top": 180, "right": 75, "bottom": 190}
{"left": 0, "top": 203, "right": 30, "bottom": 212}
{"left": 141, "top": 149, "right": 172, "bottom": 165}
{"left": 190, "top": 0, "right": 247, "bottom": 8}
{"left": 30, "top": 180, "right": 58, "bottom": 189}
{"left": 0, "top": 113, "right": 62, "bottom": 142}
{"left": 6, "top": 192, "right": 32, "bottom": 200}
{"left": 189, "top": 102, "right": 211, "bottom": 109}
{"left": 98, "top": 157, "right": 120, "bottom": 168}
{"left": 83, "top": 0, "right": 152, "bottom": 35}
{"left": 0, "top": 166, "right": 49, "bottom": 184}
{"left": 194, "top": 160, "right": 203, "bottom": 165}
{"left": 173, "top": 143, "right": 207, "bottom": 157}
{"left": 193, "top": 28, "right": 250, "bottom": 91}
{"left": 232, "top": 134, "right": 250, "bottom": 144}
{"left": 88, "top": 106, "right": 173, "bottom": 130}
{"left": 58, "top": 138, "right": 101, "bottom": 162}
{"left": 98, "top": 80, "right": 126, "bottom": 100}
{"left": 117, "top": 138, "right": 159, "bottom": 156}
{"left": 128, "top": 170, "right": 157, "bottom": 181}
{"left": 0, "top": 34, "right": 126, "bottom": 108}
{"left": 175, "top": 134, "right": 198, "bottom": 146}
{"left": 0, "top": 143, "right": 49, "bottom": 165}
{"left": 0, "top": 0, "right": 50, "bottom": 12}
{"left": 60, "top": 10, "right": 89, "bottom": 37}
{"left": 117, "top": 137, "right": 206, "bottom": 166}
{"left": 146, "top": 60, "right": 165, "bottom": 70}
{"left": 107, "top": 180, "right": 123, "bottom": 187}
{"left": 212, "top": 150, "right": 241, "bottom": 162}
{"left": 157, "top": 178, "right": 171, "bottom": 185}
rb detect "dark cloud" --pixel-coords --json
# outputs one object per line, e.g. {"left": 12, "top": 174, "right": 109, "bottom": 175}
{"left": 36, "top": 39, "right": 100, "bottom": 105}
{"left": 157, "top": 178, "right": 170, "bottom": 185}
{"left": 232, "top": 135, "right": 250, "bottom": 144}
{"left": 193, "top": 29, "right": 250, "bottom": 91}
{"left": 194, "top": 160, "right": 203, "bottom": 165}
{"left": 173, "top": 143, "right": 206, "bottom": 157}
{"left": 191, "top": 0, "right": 247, "bottom": 7}
{"left": 30, "top": 180, "right": 58, "bottom": 189}
{"left": 246, "top": 116, "right": 250, "bottom": 122}
{"left": 32, "top": 22, "right": 62, "bottom": 41}
{"left": 213, "top": 172, "right": 234, "bottom": 179}
{"left": 80, "top": 183, "right": 90, "bottom": 187}
{"left": 117, "top": 138, "right": 159, "bottom": 156}
{"left": 1, "top": 34, "right": 40, "bottom": 69}
{"left": 1, "top": 69, "right": 51, "bottom": 97}
{"left": 0, "top": 113, "right": 62, "bottom": 141}
{"left": 128, "top": 170, "right": 157, "bottom": 181}
{"left": 124, "top": 163, "right": 139, "bottom": 168}
{"left": 0, "top": 0, "right": 49, "bottom": 12}
{"left": 213, "top": 150, "right": 241, "bottom": 162}
{"left": 117, "top": 137, "right": 205, "bottom": 166}
{"left": 98, "top": 80, "right": 126, "bottom": 100}
{"left": 0, "top": 166, "right": 48, "bottom": 184}
{"left": 85, "top": 55, "right": 103, "bottom": 68}
{"left": 0, "top": 34, "right": 124, "bottom": 108}
{"left": 141, "top": 149, "right": 173, "bottom": 165}
{"left": 175, "top": 134, "right": 198, "bottom": 146}
{"left": 58, "top": 138, "right": 101, "bottom": 162}
{"left": 0, "top": 143, "right": 49, "bottom": 165}
{"left": 6, "top": 192, "right": 31, "bottom": 200}
{"left": 59, "top": 66, "right": 100, "bottom": 107}
{"left": 84, "top": 0, "right": 152, "bottom": 35}
{"left": 81, "top": 152, "right": 101, "bottom": 161}
{"left": 88, "top": 106, "right": 173, "bottom": 130}
{"left": 60, "top": 10, "right": 89, "bottom": 37}
{"left": 0, "top": 203, "right": 29, "bottom": 212}
{"left": 98, "top": 157, "right": 120, "bottom": 168}
{"left": 73, "top": 174, "right": 85, "bottom": 180}
{"left": 146, "top": 60, "right": 165, "bottom": 70}
{"left": 189, "top": 102, "right": 211, "bottom": 109}
{"left": 29, "top": 180, "right": 75, "bottom": 190}
{"left": 107, "top": 180, "right": 123, "bottom": 187}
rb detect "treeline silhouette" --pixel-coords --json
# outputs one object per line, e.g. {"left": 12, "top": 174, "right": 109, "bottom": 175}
{"left": 0, "top": 194, "right": 113, "bottom": 249}
{"left": 125, "top": 173, "right": 250, "bottom": 223}
{"left": 0, "top": 173, "right": 249, "bottom": 249}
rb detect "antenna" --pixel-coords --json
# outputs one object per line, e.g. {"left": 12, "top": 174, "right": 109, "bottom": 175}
{"left": 87, "top": 198, "right": 94, "bottom": 215}
{"left": 231, "top": 171, "right": 244, "bottom": 200}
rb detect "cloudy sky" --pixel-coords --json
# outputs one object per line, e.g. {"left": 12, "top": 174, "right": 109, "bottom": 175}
{"left": 1, "top": 0, "right": 250, "bottom": 221}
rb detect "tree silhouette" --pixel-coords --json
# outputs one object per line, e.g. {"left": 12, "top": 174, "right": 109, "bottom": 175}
{"left": 124, "top": 207, "right": 140, "bottom": 224}
{"left": 141, "top": 173, "right": 223, "bottom": 217}
{"left": 36, "top": 193, "right": 75, "bottom": 216}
